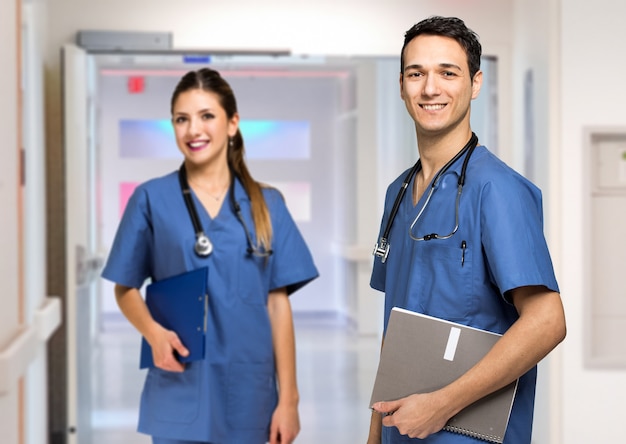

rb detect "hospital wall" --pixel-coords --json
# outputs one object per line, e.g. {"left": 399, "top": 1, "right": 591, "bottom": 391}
{"left": 0, "top": 0, "right": 23, "bottom": 442}
{"left": 1, "top": 0, "right": 57, "bottom": 443}
{"left": 510, "top": 4, "right": 562, "bottom": 442}
{"left": 13, "top": 0, "right": 618, "bottom": 444}
{"left": 560, "top": 0, "right": 626, "bottom": 442}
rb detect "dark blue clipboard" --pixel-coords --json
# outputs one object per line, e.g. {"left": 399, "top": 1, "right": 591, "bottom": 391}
{"left": 140, "top": 267, "right": 208, "bottom": 369}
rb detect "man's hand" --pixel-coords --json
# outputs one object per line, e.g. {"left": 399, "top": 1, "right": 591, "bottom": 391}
{"left": 372, "top": 391, "right": 452, "bottom": 439}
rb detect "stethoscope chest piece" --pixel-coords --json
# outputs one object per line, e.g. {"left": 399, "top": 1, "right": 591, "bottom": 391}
{"left": 194, "top": 233, "right": 213, "bottom": 257}
{"left": 373, "top": 238, "right": 390, "bottom": 263}
{"left": 179, "top": 163, "right": 273, "bottom": 259}
{"left": 373, "top": 133, "right": 478, "bottom": 263}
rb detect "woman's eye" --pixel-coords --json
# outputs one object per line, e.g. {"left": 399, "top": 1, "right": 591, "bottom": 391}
{"left": 202, "top": 113, "right": 214, "bottom": 120}
{"left": 174, "top": 116, "right": 187, "bottom": 124}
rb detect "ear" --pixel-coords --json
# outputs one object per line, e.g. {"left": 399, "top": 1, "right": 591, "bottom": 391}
{"left": 228, "top": 112, "right": 240, "bottom": 138}
{"left": 471, "top": 70, "right": 483, "bottom": 100}
{"left": 399, "top": 72, "right": 405, "bottom": 100}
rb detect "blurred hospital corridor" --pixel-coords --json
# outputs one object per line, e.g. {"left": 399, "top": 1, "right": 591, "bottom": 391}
{"left": 5, "top": 2, "right": 626, "bottom": 443}
{"left": 90, "top": 314, "right": 378, "bottom": 443}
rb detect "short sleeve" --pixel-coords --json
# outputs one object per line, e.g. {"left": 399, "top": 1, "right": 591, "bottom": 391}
{"left": 480, "top": 176, "right": 559, "bottom": 295}
{"left": 101, "top": 186, "right": 153, "bottom": 289}
{"left": 266, "top": 190, "right": 318, "bottom": 295}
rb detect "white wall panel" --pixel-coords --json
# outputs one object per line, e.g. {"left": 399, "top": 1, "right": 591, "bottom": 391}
{"left": 561, "top": 1, "right": 626, "bottom": 443}
{"left": 0, "top": 0, "right": 21, "bottom": 442}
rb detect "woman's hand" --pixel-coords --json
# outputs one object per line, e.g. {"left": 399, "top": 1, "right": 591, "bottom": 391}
{"left": 146, "top": 325, "right": 189, "bottom": 372}
{"left": 269, "top": 401, "right": 300, "bottom": 444}
{"left": 114, "top": 284, "right": 189, "bottom": 372}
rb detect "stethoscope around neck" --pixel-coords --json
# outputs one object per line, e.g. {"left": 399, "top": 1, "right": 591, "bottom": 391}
{"left": 373, "top": 132, "right": 478, "bottom": 263}
{"left": 178, "top": 163, "right": 273, "bottom": 258}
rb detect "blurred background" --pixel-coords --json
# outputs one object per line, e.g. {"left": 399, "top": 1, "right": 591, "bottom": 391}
{"left": 2, "top": 1, "right": 626, "bottom": 443}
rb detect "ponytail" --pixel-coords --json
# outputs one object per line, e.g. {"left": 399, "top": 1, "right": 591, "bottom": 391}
{"left": 228, "top": 130, "right": 273, "bottom": 252}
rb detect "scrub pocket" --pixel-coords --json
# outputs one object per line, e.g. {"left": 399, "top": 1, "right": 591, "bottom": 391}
{"left": 142, "top": 363, "right": 201, "bottom": 423}
{"left": 227, "top": 362, "right": 276, "bottom": 430}
{"left": 416, "top": 241, "right": 474, "bottom": 321}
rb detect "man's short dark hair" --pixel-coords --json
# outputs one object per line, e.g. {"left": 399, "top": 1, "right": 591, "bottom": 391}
{"left": 401, "top": 16, "right": 482, "bottom": 80}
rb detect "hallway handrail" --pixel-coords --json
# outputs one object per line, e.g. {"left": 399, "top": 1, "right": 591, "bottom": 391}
{"left": 0, "top": 296, "right": 62, "bottom": 395}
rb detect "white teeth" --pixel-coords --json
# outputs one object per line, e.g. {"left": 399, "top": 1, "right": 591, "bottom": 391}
{"left": 422, "top": 104, "right": 445, "bottom": 110}
{"left": 189, "top": 141, "right": 205, "bottom": 148}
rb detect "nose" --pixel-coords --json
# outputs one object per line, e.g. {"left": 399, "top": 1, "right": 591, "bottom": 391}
{"left": 188, "top": 117, "right": 201, "bottom": 136}
{"left": 422, "top": 74, "right": 440, "bottom": 97}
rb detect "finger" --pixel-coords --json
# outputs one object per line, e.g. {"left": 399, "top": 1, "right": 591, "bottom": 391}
{"left": 158, "top": 355, "right": 185, "bottom": 372}
{"left": 282, "top": 431, "right": 297, "bottom": 443}
{"left": 268, "top": 424, "right": 279, "bottom": 444}
{"left": 382, "top": 414, "right": 395, "bottom": 427}
{"left": 154, "top": 346, "right": 185, "bottom": 372}
{"left": 168, "top": 361, "right": 185, "bottom": 372}
{"left": 372, "top": 400, "right": 399, "bottom": 414}
{"left": 169, "top": 334, "right": 189, "bottom": 357}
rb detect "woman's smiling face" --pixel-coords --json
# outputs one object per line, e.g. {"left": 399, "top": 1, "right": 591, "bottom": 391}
{"left": 171, "top": 88, "right": 239, "bottom": 168}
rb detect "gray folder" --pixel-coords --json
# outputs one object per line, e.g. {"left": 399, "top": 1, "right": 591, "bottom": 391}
{"left": 370, "top": 307, "right": 518, "bottom": 443}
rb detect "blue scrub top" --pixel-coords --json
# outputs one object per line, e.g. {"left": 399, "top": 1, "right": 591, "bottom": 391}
{"left": 371, "top": 146, "right": 559, "bottom": 444}
{"left": 102, "top": 171, "right": 319, "bottom": 443}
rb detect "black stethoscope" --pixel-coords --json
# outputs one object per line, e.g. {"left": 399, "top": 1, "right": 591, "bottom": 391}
{"left": 373, "top": 132, "right": 478, "bottom": 263}
{"left": 178, "top": 164, "right": 273, "bottom": 258}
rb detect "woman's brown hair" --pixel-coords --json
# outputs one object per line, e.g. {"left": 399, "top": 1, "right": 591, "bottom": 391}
{"left": 171, "top": 68, "right": 273, "bottom": 252}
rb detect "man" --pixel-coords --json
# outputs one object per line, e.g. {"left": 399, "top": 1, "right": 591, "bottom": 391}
{"left": 367, "top": 16, "right": 566, "bottom": 443}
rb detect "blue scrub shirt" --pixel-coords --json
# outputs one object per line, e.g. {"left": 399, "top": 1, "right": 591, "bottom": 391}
{"left": 371, "top": 146, "right": 559, "bottom": 444}
{"left": 102, "top": 171, "right": 319, "bottom": 443}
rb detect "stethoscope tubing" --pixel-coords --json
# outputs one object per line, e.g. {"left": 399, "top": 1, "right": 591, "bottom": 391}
{"left": 374, "top": 132, "right": 478, "bottom": 261}
{"left": 178, "top": 164, "right": 214, "bottom": 257}
{"left": 178, "top": 163, "right": 272, "bottom": 258}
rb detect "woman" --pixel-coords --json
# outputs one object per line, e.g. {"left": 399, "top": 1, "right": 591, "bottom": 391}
{"left": 101, "top": 68, "right": 319, "bottom": 444}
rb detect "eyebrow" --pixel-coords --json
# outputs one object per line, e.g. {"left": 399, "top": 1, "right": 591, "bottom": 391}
{"left": 404, "top": 63, "right": 463, "bottom": 73}
{"left": 173, "top": 108, "right": 214, "bottom": 116}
